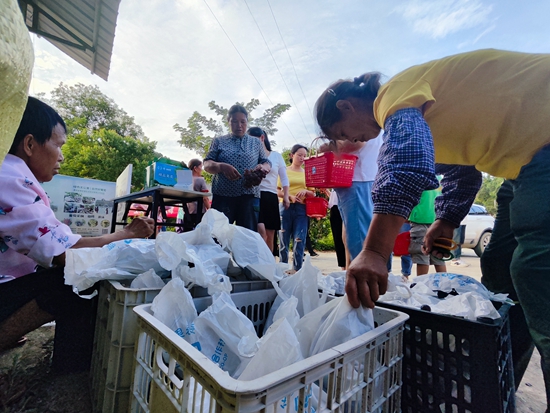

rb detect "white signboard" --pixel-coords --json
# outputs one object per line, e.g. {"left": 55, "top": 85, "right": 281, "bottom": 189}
{"left": 116, "top": 164, "right": 132, "bottom": 197}
{"left": 42, "top": 174, "right": 116, "bottom": 237}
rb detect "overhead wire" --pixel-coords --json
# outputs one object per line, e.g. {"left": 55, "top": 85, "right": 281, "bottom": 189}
{"left": 201, "top": 0, "right": 299, "bottom": 143}
{"left": 242, "top": 0, "right": 313, "bottom": 139}
{"left": 265, "top": 0, "right": 315, "bottom": 129}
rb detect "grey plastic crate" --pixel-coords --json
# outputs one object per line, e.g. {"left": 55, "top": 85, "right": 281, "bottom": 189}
{"left": 91, "top": 279, "right": 273, "bottom": 413}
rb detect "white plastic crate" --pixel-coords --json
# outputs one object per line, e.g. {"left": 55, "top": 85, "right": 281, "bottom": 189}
{"left": 91, "top": 279, "right": 274, "bottom": 413}
{"left": 131, "top": 290, "right": 408, "bottom": 413}
{"left": 91, "top": 280, "right": 165, "bottom": 413}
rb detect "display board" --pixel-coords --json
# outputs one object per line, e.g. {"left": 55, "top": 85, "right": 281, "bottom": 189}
{"left": 42, "top": 174, "right": 116, "bottom": 237}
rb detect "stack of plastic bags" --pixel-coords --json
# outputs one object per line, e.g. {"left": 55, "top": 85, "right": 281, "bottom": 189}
{"left": 378, "top": 272, "right": 513, "bottom": 321}
{"left": 63, "top": 209, "right": 286, "bottom": 294}
{"left": 151, "top": 255, "right": 374, "bottom": 380}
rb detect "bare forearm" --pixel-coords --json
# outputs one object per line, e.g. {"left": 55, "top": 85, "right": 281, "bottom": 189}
{"left": 203, "top": 160, "right": 222, "bottom": 174}
{"left": 363, "top": 213, "right": 406, "bottom": 260}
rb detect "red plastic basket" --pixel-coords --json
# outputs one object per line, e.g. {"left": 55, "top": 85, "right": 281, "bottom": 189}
{"left": 305, "top": 197, "right": 329, "bottom": 218}
{"left": 393, "top": 231, "right": 411, "bottom": 256}
{"left": 304, "top": 152, "right": 358, "bottom": 188}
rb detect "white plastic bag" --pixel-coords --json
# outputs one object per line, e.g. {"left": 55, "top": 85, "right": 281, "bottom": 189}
{"left": 271, "top": 296, "right": 301, "bottom": 330}
{"left": 193, "top": 292, "right": 259, "bottom": 377}
{"left": 318, "top": 271, "right": 346, "bottom": 296}
{"left": 264, "top": 256, "right": 324, "bottom": 332}
{"left": 200, "top": 209, "right": 283, "bottom": 282}
{"left": 378, "top": 273, "right": 512, "bottom": 321}
{"left": 309, "top": 295, "right": 374, "bottom": 356}
{"left": 294, "top": 297, "right": 340, "bottom": 358}
{"left": 151, "top": 277, "right": 198, "bottom": 342}
{"left": 155, "top": 230, "right": 232, "bottom": 294}
{"left": 64, "top": 239, "right": 167, "bottom": 292}
{"left": 239, "top": 318, "right": 302, "bottom": 380}
{"left": 130, "top": 268, "right": 165, "bottom": 289}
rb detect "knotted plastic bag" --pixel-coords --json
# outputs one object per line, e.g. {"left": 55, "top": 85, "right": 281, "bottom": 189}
{"left": 151, "top": 277, "right": 198, "bottom": 342}
{"left": 193, "top": 292, "right": 259, "bottom": 377}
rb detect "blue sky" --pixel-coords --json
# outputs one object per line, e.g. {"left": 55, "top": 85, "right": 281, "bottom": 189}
{"left": 29, "top": 0, "right": 550, "bottom": 162}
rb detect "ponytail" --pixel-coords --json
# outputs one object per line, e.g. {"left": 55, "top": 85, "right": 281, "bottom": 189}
{"left": 315, "top": 72, "right": 382, "bottom": 135}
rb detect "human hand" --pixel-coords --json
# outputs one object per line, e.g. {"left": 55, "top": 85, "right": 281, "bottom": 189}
{"left": 123, "top": 217, "right": 155, "bottom": 238}
{"left": 220, "top": 163, "right": 242, "bottom": 180}
{"left": 345, "top": 249, "right": 389, "bottom": 308}
{"left": 422, "top": 219, "right": 456, "bottom": 259}
{"left": 283, "top": 195, "right": 290, "bottom": 209}
{"left": 243, "top": 167, "right": 267, "bottom": 188}
{"left": 295, "top": 190, "right": 309, "bottom": 203}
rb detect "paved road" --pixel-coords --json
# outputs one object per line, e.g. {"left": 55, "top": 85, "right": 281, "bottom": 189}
{"left": 305, "top": 249, "right": 546, "bottom": 412}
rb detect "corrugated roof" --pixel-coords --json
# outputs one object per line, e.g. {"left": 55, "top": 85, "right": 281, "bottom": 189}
{"left": 19, "top": 0, "right": 122, "bottom": 81}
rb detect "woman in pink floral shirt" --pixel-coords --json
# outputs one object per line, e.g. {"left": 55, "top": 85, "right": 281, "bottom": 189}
{"left": 0, "top": 97, "right": 154, "bottom": 372}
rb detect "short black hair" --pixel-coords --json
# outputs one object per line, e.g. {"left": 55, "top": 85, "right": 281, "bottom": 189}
{"left": 227, "top": 104, "right": 248, "bottom": 121}
{"left": 188, "top": 158, "right": 202, "bottom": 170}
{"left": 9, "top": 96, "right": 66, "bottom": 154}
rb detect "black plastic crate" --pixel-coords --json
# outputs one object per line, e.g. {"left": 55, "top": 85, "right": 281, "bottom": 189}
{"left": 377, "top": 301, "right": 515, "bottom": 413}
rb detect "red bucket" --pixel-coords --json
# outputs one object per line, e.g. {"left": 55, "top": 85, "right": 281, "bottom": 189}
{"left": 393, "top": 231, "right": 411, "bottom": 256}
{"left": 305, "top": 197, "right": 329, "bottom": 218}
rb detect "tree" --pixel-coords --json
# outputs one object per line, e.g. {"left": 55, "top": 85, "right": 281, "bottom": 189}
{"left": 475, "top": 174, "right": 503, "bottom": 215}
{"left": 60, "top": 129, "right": 157, "bottom": 189}
{"left": 45, "top": 83, "right": 159, "bottom": 189}
{"left": 174, "top": 99, "right": 291, "bottom": 157}
{"left": 50, "top": 83, "right": 147, "bottom": 141}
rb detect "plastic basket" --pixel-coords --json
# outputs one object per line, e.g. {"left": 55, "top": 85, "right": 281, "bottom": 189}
{"left": 304, "top": 152, "right": 357, "bottom": 188}
{"left": 393, "top": 231, "right": 411, "bottom": 256}
{"left": 131, "top": 291, "right": 409, "bottom": 413}
{"left": 305, "top": 197, "right": 329, "bottom": 218}
{"left": 91, "top": 279, "right": 273, "bottom": 413}
{"left": 376, "top": 301, "right": 515, "bottom": 413}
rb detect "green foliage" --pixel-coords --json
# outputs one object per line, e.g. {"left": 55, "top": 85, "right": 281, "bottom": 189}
{"left": 60, "top": 129, "right": 157, "bottom": 189}
{"left": 50, "top": 83, "right": 148, "bottom": 141}
{"left": 315, "top": 230, "right": 336, "bottom": 251}
{"left": 174, "top": 99, "right": 291, "bottom": 158}
{"left": 474, "top": 174, "right": 503, "bottom": 215}
{"left": 309, "top": 215, "right": 332, "bottom": 250}
{"left": 46, "top": 82, "right": 159, "bottom": 189}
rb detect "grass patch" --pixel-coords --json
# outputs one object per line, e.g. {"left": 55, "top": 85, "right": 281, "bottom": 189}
{"left": 0, "top": 327, "right": 92, "bottom": 413}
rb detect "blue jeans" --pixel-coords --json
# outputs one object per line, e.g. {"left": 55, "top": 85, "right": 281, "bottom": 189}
{"left": 211, "top": 194, "right": 258, "bottom": 231}
{"left": 481, "top": 145, "right": 550, "bottom": 403}
{"left": 336, "top": 181, "right": 374, "bottom": 261}
{"left": 279, "top": 203, "right": 308, "bottom": 271}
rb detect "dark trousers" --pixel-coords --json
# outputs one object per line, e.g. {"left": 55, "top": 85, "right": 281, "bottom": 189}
{"left": 0, "top": 267, "right": 97, "bottom": 373}
{"left": 211, "top": 194, "right": 258, "bottom": 231}
{"left": 481, "top": 145, "right": 550, "bottom": 406}
{"left": 329, "top": 205, "right": 346, "bottom": 268}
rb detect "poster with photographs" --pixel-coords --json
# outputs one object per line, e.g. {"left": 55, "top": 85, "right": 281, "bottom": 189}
{"left": 42, "top": 174, "right": 116, "bottom": 237}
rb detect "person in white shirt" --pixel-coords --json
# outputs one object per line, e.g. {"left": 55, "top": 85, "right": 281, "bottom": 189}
{"left": 247, "top": 127, "right": 289, "bottom": 253}
{"left": 334, "top": 133, "right": 383, "bottom": 261}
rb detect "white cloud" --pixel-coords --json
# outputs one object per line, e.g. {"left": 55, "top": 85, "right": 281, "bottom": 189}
{"left": 393, "top": 0, "right": 493, "bottom": 39}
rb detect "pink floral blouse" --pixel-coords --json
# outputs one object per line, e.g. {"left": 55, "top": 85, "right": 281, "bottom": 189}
{"left": 0, "top": 154, "right": 81, "bottom": 280}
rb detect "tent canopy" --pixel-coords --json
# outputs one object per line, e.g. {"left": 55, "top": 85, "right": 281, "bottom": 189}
{"left": 19, "top": 0, "right": 122, "bottom": 81}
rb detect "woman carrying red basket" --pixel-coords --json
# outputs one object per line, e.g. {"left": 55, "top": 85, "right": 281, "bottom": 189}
{"left": 277, "top": 144, "right": 314, "bottom": 273}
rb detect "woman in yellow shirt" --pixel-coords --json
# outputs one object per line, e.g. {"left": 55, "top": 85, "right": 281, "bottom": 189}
{"left": 277, "top": 144, "right": 314, "bottom": 272}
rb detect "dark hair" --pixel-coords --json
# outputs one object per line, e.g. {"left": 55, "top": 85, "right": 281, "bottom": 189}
{"left": 227, "top": 104, "right": 248, "bottom": 121}
{"left": 9, "top": 96, "right": 66, "bottom": 154}
{"left": 314, "top": 72, "right": 381, "bottom": 136}
{"left": 290, "top": 144, "right": 307, "bottom": 156}
{"left": 188, "top": 158, "right": 202, "bottom": 170}
{"left": 247, "top": 127, "right": 272, "bottom": 152}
